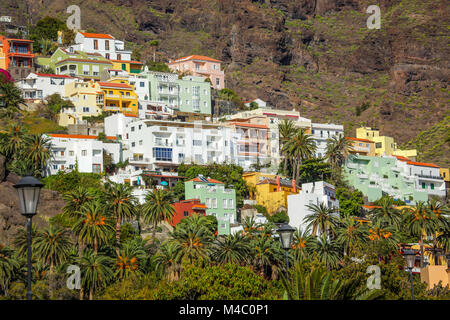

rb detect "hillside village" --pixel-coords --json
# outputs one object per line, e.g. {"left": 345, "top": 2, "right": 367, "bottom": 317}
{"left": 0, "top": 16, "right": 449, "bottom": 300}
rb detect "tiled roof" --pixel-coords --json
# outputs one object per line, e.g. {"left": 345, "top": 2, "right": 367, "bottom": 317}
{"left": 257, "top": 178, "right": 294, "bottom": 188}
{"left": 394, "top": 155, "right": 410, "bottom": 162}
{"left": 189, "top": 177, "right": 224, "bottom": 184}
{"left": 228, "top": 122, "right": 268, "bottom": 129}
{"left": 98, "top": 81, "right": 132, "bottom": 89}
{"left": 406, "top": 161, "right": 440, "bottom": 168}
{"left": 110, "top": 60, "right": 143, "bottom": 64}
{"left": 169, "top": 55, "right": 222, "bottom": 63}
{"left": 346, "top": 137, "right": 374, "bottom": 143}
{"left": 55, "top": 58, "right": 112, "bottom": 65}
{"left": 79, "top": 32, "right": 114, "bottom": 39}
{"left": 33, "top": 73, "right": 75, "bottom": 79}
{"left": 48, "top": 134, "right": 116, "bottom": 140}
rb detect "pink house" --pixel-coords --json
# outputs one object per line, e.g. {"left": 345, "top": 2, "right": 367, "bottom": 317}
{"left": 168, "top": 55, "right": 225, "bottom": 90}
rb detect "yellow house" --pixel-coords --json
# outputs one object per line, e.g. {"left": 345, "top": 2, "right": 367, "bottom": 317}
{"left": 98, "top": 78, "right": 138, "bottom": 116}
{"left": 356, "top": 127, "right": 417, "bottom": 160}
{"left": 59, "top": 81, "right": 104, "bottom": 126}
{"left": 243, "top": 172, "right": 280, "bottom": 192}
{"left": 110, "top": 59, "right": 143, "bottom": 74}
{"left": 254, "top": 176, "right": 298, "bottom": 214}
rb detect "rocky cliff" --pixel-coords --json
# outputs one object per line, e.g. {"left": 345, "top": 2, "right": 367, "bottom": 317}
{"left": 1, "top": 0, "right": 449, "bottom": 165}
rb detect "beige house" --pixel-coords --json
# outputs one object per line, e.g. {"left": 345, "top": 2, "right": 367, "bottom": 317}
{"left": 59, "top": 81, "right": 104, "bottom": 126}
{"left": 168, "top": 55, "right": 225, "bottom": 90}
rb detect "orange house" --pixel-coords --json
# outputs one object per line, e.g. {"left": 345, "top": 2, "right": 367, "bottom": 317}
{"left": 0, "top": 36, "right": 34, "bottom": 79}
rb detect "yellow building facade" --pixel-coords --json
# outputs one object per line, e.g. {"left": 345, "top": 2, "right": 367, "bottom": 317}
{"left": 356, "top": 127, "right": 417, "bottom": 160}
{"left": 98, "top": 78, "right": 138, "bottom": 116}
{"left": 255, "top": 177, "right": 298, "bottom": 214}
{"left": 59, "top": 81, "right": 104, "bottom": 126}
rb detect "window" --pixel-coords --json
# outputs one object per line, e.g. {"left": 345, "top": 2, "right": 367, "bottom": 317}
{"left": 193, "top": 86, "right": 200, "bottom": 97}
{"left": 206, "top": 198, "right": 211, "bottom": 207}
{"left": 431, "top": 183, "right": 434, "bottom": 190}
{"left": 422, "top": 182, "right": 426, "bottom": 189}
{"left": 153, "top": 148, "right": 172, "bottom": 161}
{"left": 93, "top": 39, "right": 98, "bottom": 50}
{"left": 183, "top": 211, "right": 189, "bottom": 217}
{"left": 223, "top": 199, "right": 227, "bottom": 209}
{"left": 105, "top": 53, "right": 110, "bottom": 59}
{"left": 375, "top": 142, "right": 382, "bottom": 148}
{"left": 92, "top": 164, "right": 101, "bottom": 173}
{"left": 216, "top": 78, "right": 220, "bottom": 87}
{"left": 117, "top": 54, "right": 122, "bottom": 60}
{"left": 178, "top": 153, "right": 185, "bottom": 161}
{"left": 140, "top": 82, "right": 145, "bottom": 87}
{"left": 105, "top": 40, "right": 109, "bottom": 50}
{"left": 139, "top": 140, "right": 143, "bottom": 145}
{"left": 69, "top": 151, "right": 74, "bottom": 156}
{"left": 193, "top": 140, "right": 202, "bottom": 146}
{"left": 212, "top": 198, "right": 217, "bottom": 208}
{"left": 60, "top": 151, "right": 64, "bottom": 156}
{"left": 82, "top": 107, "right": 89, "bottom": 113}
{"left": 229, "top": 199, "right": 234, "bottom": 209}
{"left": 131, "top": 142, "right": 135, "bottom": 147}
{"left": 82, "top": 150, "right": 87, "bottom": 156}
{"left": 131, "top": 126, "right": 135, "bottom": 132}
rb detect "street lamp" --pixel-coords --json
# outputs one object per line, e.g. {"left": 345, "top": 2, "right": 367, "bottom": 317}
{"left": 277, "top": 223, "right": 295, "bottom": 279}
{"left": 14, "top": 176, "right": 44, "bottom": 300}
{"left": 403, "top": 249, "right": 416, "bottom": 300}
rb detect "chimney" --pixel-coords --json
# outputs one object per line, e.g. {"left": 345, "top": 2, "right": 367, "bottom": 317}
{"left": 292, "top": 179, "right": 296, "bottom": 193}
{"left": 276, "top": 176, "right": 280, "bottom": 192}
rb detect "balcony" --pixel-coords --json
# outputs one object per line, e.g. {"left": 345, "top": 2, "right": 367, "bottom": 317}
{"left": 129, "top": 157, "right": 150, "bottom": 164}
{"left": 415, "top": 174, "right": 443, "bottom": 180}
{"left": 155, "top": 141, "right": 173, "bottom": 147}
{"left": 105, "top": 94, "right": 121, "bottom": 99}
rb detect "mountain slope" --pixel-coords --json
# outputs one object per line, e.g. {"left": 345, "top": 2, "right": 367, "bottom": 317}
{"left": 2, "top": 0, "right": 449, "bottom": 165}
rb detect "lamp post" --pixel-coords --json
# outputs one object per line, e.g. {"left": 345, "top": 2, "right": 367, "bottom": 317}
{"left": 403, "top": 249, "right": 416, "bottom": 300}
{"left": 277, "top": 223, "right": 295, "bottom": 280}
{"left": 14, "top": 176, "right": 44, "bottom": 301}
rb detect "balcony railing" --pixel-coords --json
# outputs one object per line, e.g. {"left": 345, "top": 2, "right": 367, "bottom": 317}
{"left": 415, "top": 174, "right": 443, "bottom": 180}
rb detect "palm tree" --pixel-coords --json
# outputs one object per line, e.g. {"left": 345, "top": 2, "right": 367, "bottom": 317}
{"left": 281, "top": 262, "right": 383, "bottom": 300}
{"left": 22, "top": 134, "right": 52, "bottom": 176}
{"left": 403, "top": 201, "right": 440, "bottom": 267}
{"left": 170, "top": 213, "right": 213, "bottom": 264}
{"left": 335, "top": 216, "right": 367, "bottom": 256}
{"left": 211, "top": 233, "right": 251, "bottom": 265}
{"left": 34, "top": 225, "right": 72, "bottom": 297}
{"left": 78, "top": 249, "right": 113, "bottom": 300}
{"left": 0, "top": 123, "right": 26, "bottom": 161}
{"left": 73, "top": 201, "right": 115, "bottom": 253}
{"left": 115, "top": 239, "right": 147, "bottom": 280}
{"left": 278, "top": 119, "right": 297, "bottom": 175}
{"left": 325, "top": 135, "right": 352, "bottom": 169}
{"left": 153, "top": 240, "right": 182, "bottom": 280}
{"left": 368, "top": 196, "right": 402, "bottom": 228}
{"left": 308, "top": 234, "right": 342, "bottom": 269}
{"left": 62, "top": 186, "right": 94, "bottom": 221}
{"left": 0, "top": 244, "right": 20, "bottom": 297}
{"left": 250, "top": 233, "right": 282, "bottom": 278}
{"left": 142, "top": 189, "right": 175, "bottom": 244}
{"left": 304, "top": 202, "right": 339, "bottom": 236}
{"left": 0, "top": 79, "right": 25, "bottom": 119}
{"left": 292, "top": 228, "right": 311, "bottom": 260}
{"left": 282, "top": 128, "right": 316, "bottom": 183}
{"left": 101, "top": 181, "right": 137, "bottom": 254}
{"left": 34, "top": 226, "right": 72, "bottom": 275}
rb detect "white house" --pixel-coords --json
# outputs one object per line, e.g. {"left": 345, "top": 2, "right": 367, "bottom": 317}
{"left": 68, "top": 32, "right": 132, "bottom": 61}
{"left": 310, "top": 123, "right": 344, "bottom": 158}
{"left": 244, "top": 98, "right": 267, "bottom": 109}
{"left": 16, "top": 72, "right": 77, "bottom": 101}
{"left": 287, "top": 181, "right": 339, "bottom": 232}
{"left": 44, "top": 133, "right": 119, "bottom": 176}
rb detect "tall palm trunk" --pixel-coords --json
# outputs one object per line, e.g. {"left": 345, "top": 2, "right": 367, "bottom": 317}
{"left": 115, "top": 215, "right": 122, "bottom": 255}
{"left": 420, "top": 233, "right": 424, "bottom": 268}
{"left": 89, "top": 287, "right": 94, "bottom": 300}
{"left": 152, "top": 221, "right": 158, "bottom": 244}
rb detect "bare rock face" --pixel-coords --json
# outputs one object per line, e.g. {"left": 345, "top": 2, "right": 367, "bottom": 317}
{"left": 0, "top": 173, "right": 65, "bottom": 246}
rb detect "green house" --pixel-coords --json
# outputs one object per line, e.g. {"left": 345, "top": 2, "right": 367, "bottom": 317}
{"left": 142, "top": 71, "right": 212, "bottom": 115}
{"left": 37, "top": 48, "right": 112, "bottom": 80}
{"left": 343, "top": 154, "right": 430, "bottom": 204}
{"left": 184, "top": 175, "right": 236, "bottom": 235}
